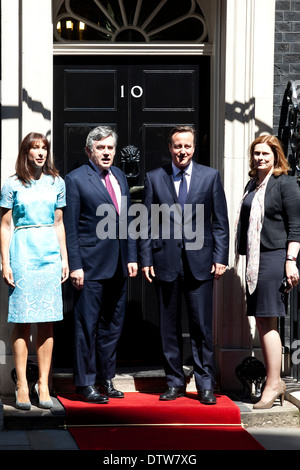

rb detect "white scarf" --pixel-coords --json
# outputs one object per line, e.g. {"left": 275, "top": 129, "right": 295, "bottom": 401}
{"left": 235, "top": 171, "right": 272, "bottom": 294}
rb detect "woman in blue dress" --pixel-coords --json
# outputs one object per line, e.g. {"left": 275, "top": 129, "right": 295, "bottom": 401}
{"left": 0, "top": 132, "right": 69, "bottom": 410}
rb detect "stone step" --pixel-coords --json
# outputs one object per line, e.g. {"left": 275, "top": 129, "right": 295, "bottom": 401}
{"left": 236, "top": 398, "right": 300, "bottom": 428}
{"left": 52, "top": 368, "right": 300, "bottom": 428}
{"left": 52, "top": 366, "right": 196, "bottom": 395}
{"left": 1, "top": 369, "right": 299, "bottom": 430}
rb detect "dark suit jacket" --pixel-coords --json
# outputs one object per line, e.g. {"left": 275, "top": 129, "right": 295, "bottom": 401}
{"left": 261, "top": 174, "right": 300, "bottom": 248}
{"left": 64, "top": 163, "right": 137, "bottom": 280}
{"left": 139, "top": 162, "right": 229, "bottom": 282}
{"left": 237, "top": 174, "right": 300, "bottom": 254}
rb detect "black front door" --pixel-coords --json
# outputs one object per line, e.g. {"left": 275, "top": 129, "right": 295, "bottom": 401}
{"left": 53, "top": 55, "right": 210, "bottom": 368}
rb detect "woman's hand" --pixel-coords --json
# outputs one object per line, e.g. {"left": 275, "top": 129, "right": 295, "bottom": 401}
{"left": 1, "top": 208, "right": 14, "bottom": 287}
{"left": 2, "top": 264, "right": 15, "bottom": 288}
{"left": 285, "top": 260, "right": 299, "bottom": 290}
{"left": 61, "top": 259, "right": 69, "bottom": 283}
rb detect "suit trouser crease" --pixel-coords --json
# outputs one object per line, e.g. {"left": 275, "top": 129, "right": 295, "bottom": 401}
{"left": 73, "top": 272, "right": 127, "bottom": 387}
{"left": 155, "top": 255, "right": 215, "bottom": 391}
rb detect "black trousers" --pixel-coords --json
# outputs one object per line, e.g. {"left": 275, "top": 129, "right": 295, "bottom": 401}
{"left": 155, "top": 252, "right": 215, "bottom": 391}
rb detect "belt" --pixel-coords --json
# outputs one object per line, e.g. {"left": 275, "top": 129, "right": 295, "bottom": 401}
{"left": 14, "top": 224, "right": 53, "bottom": 231}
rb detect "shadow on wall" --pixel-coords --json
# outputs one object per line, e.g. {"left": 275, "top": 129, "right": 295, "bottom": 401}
{"left": 2, "top": 89, "right": 51, "bottom": 122}
{"left": 225, "top": 98, "right": 273, "bottom": 136}
{"left": 3, "top": 94, "right": 273, "bottom": 135}
{"left": 215, "top": 266, "right": 261, "bottom": 394}
{"left": 219, "top": 266, "right": 250, "bottom": 347}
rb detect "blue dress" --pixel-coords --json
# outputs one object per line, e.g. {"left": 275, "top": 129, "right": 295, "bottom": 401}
{"left": 0, "top": 175, "right": 66, "bottom": 323}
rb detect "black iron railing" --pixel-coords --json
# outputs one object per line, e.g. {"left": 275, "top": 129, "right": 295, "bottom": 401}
{"left": 278, "top": 80, "right": 300, "bottom": 382}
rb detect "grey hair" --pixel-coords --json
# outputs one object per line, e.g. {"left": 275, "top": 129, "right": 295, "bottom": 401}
{"left": 85, "top": 126, "right": 118, "bottom": 153}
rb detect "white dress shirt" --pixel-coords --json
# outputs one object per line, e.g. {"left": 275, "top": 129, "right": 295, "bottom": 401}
{"left": 89, "top": 160, "right": 122, "bottom": 211}
{"left": 172, "top": 161, "right": 192, "bottom": 196}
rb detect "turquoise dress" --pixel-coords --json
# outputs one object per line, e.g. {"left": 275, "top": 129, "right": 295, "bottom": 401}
{"left": 0, "top": 175, "right": 66, "bottom": 323}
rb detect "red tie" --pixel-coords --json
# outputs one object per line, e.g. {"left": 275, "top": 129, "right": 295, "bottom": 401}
{"left": 103, "top": 170, "right": 119, "bottom": 214}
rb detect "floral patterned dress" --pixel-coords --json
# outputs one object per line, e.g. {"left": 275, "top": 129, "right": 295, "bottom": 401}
{"left": 0, "top": 175, "right": 65, "bottom": 323}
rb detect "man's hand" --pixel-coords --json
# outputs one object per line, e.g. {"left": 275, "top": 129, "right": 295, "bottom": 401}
{"left": 128, "top": 262, "right": 138, "bottom": 277}
{"left": 211, "top": 263, "right": 227, "bottom": 280}
{"left": 142, "top": 266, "right": 155, "bottom": 283}
{"left": 70, "top": 268, "right": 84, "bottom": 290}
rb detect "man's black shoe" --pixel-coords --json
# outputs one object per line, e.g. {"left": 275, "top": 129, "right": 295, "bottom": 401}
{"left": 198, "top": 389, "right": 217, "bottom": 405}
{"left": 98, "top": 379, "right": 124, "bottom": 398}
{"left": 159, "top": 387, "right": 185, "bottom": 401}
{"left": 76, "top": 385, "right": 109, "bottom": 404}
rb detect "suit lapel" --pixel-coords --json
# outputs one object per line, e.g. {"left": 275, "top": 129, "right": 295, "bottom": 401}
{"left": 86, "top": 163, "right": 112, "bottom": 204}
{"left": 110, "top": 166, "right": 125, "bottom": 196}
{"left": 265, "top": 174, "right": 277, "bottom": 195}
{"left": 162, "top": 162, "right": 205, "bottom": 204}
{"left": 162, "top": 164, "right": 177, "bottom": 202}
{"left": 185, "top": 162, "right": 203, "bottom": 204}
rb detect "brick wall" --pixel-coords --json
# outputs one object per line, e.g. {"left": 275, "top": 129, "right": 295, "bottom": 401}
{"left": 274, "top": 1, "right": 300, "bottom": 134}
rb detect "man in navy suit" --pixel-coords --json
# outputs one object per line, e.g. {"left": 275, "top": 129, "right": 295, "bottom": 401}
{"left": 139, "top": 126, "right": 229, "bottom": 404}
{"left": 64, "top": 126, "right": 138, "bottom": 403}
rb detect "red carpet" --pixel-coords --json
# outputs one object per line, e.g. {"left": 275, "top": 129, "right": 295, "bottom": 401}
{"left": 58, "top": 392, "right": 265, "bottom": 450}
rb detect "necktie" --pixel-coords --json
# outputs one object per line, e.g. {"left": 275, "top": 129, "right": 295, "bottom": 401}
{"left": 103, "top": 170, "right": 119, "bottom": 214}
{"left": 177, "top": 170, "right": 187, "bottom": 211}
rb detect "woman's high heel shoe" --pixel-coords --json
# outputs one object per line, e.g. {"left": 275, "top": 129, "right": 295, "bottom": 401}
{"left": 15, "top": 387, "right": 31, "bottom": 411}
{"left": 253, "top": 380, "right": 286, "bottom": 410}
{"left": 34, "top": 383, "right": 53, "bottom": 409}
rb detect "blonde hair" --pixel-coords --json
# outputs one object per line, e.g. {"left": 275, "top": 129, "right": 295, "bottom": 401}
{"left": 249, "top": 134, "right": 289, "bottom": 178}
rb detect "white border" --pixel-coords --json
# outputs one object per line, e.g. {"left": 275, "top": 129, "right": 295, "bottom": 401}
{"left": 53, "top": 42, "right": 214, "bottom": 56}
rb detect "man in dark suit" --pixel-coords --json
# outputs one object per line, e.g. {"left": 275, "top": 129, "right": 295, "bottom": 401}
{"left": 64, "top": 126, "right": 138, "bottom": 403}
{"left": 139, "top": 126, "right": 229, "bottom": 404}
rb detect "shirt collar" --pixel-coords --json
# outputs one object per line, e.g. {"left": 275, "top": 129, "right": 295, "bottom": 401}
{"left": 172, "top": 161, "right": 192, "bottom": 178}
{"left": 89, "top": 160, "right": 111, "bottom": 177}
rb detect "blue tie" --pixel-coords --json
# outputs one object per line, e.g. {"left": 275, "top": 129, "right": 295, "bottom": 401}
{"left": 177, "top": 170, "right": 187, "bottom": 211}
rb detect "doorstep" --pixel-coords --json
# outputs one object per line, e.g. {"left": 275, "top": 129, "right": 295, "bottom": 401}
{"left": 1, "top": 368, "right": 299, "bottom": 430}
{"left": 229, "top": 376, "right": 300, "bottom": 428}
{"left": 52, "top": 365, "right": 196, "bottom": 395}
{"left": 0, "top": 396, "right": 66, "bottom": 430}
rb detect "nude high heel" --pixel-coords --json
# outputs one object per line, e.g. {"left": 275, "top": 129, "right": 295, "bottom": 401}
{"left": 253, "top": 380, "right": 286, "bottom": 410}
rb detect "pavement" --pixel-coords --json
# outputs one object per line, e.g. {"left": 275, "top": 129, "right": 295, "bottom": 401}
{"left": 0, "top": 371, "right": 299, "bottom": 452}
{"left": 232, "top": 395, "right": 300, "bottom": 451}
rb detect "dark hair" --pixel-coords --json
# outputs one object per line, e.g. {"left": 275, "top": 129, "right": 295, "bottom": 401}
{"left": 249, "top": 134, "right": 289, "bottom": 177}
{"left": 168, "top": 126, "right": 197, "bottom": 146}
{"left": 15, "top": 132, "right": 59, "bottom": 186}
